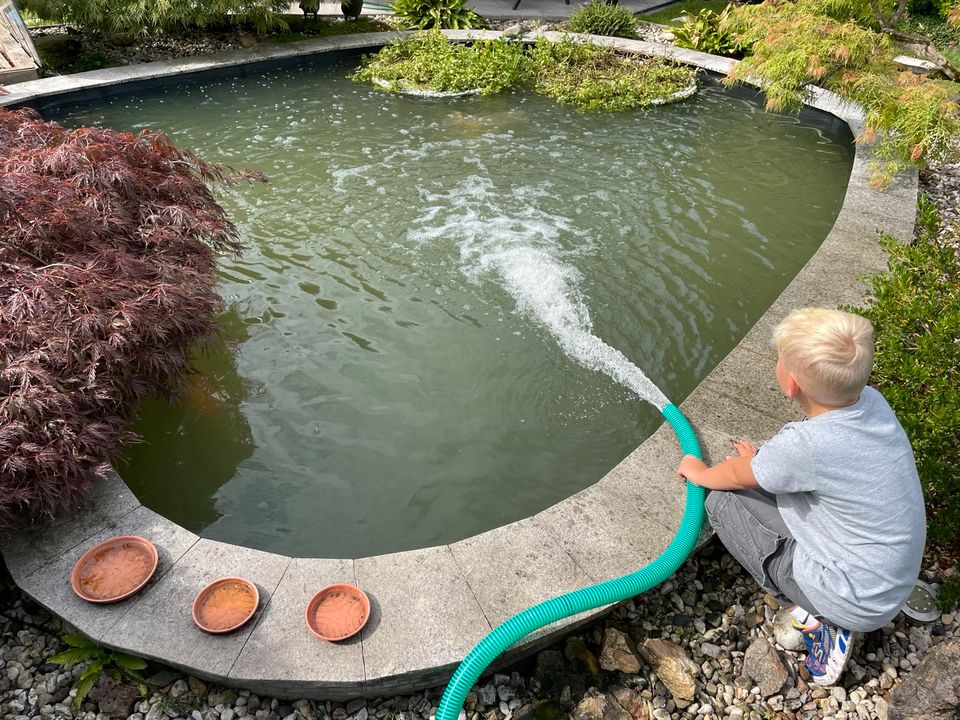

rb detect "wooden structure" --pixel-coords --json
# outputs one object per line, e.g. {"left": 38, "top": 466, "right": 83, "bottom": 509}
{"left": 1, "top": 1, "right": 40, "bottom": 85}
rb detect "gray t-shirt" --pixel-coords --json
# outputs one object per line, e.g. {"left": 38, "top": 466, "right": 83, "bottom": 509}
{"left": 751, "top": 386, "right": 926, "bottom": 631}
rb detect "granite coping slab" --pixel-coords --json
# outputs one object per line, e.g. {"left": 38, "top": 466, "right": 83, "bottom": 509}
{"left": 0, "top": 31, "right": 917, "bottom": 700}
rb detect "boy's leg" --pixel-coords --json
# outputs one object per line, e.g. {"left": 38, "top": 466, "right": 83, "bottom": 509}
{"left": 704, "top": 488, "right": 819, "bottom": 612}
{"left": 705, "top": 489, "right": 854, "bottom": 686}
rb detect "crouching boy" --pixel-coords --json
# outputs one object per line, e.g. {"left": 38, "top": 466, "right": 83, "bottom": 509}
{"left": 676, "top": 308, "right": 926, "bottom": 686}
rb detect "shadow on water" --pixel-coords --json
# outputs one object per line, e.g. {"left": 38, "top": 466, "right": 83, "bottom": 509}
{"left": 115, "top": 306, "right": 255, "bottom": 532}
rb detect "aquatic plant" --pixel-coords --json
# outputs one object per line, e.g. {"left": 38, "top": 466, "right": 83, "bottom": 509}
{"left": 351, "top": 32, "right": 526, "bottom": 94}
{"left": 527, "top": 37, "right": 697, "bottom": 111}
{"left": 0, "top": 107, "right": 263, "bottom": 537}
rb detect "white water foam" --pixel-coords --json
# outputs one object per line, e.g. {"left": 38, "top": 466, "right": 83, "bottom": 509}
{"left": 407, "top": 174, "right": 671, "bottom": 410}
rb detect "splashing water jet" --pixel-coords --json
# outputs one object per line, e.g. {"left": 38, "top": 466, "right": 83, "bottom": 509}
{"left": 410, "top": 174, "right": 670, "bottom": 410}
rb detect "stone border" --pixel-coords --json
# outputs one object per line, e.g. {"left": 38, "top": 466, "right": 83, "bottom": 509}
{"left": 0, "top": 30, "right": 917, "bottom": 700}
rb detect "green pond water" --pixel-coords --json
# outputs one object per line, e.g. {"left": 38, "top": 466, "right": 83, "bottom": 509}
{"left": 50, "top": 53, "right": 855, "bottom": 558}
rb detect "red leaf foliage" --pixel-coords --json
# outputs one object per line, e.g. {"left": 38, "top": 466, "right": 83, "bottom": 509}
{"left": 0, "top": 107, "right": 263, "bottom": 537}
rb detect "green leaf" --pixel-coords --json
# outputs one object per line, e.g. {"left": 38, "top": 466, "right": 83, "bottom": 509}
{"left": 73, "top": 671, "right": 99, "bottom": 710}
{"left": 49, "top": 647, "right": 100, "bottom": 666}
{"left": 62, "top": 633, "right": 96, "bottom": 648}
{"left": 112, "top": 653, "right": 147, "bottom": 671}
{"left": 79, "top": 658, "right": 105, "bottom": 683}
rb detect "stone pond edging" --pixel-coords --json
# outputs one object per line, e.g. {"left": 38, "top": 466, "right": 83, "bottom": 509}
{"left": 0, "top": 30, "right": 917, "bottom": 700}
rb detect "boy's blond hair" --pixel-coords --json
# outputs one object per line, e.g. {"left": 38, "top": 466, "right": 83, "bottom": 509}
{"left": 773, "top": 308, "right": 874, "bottom": 405}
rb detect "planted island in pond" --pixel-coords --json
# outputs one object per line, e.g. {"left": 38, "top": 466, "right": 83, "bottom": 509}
{"left": 350, "top": 32, "right": 698, "bottom": 110}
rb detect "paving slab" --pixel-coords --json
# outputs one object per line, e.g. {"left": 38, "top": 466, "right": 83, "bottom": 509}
{"left": 691, "top": 422, "right": 749, "bottom": 471}
{"left": 355, "top": 546, "right": 490, "bottom": 684}
{"left": 736, "top": 252, "right": 876, "bottom": 357}
{"left": 1, "top": 470, "right": 141, "bottom": 582}
{"left": 534, "top": 484, "right": 675, "bottom": 584}
{"left": 449, "top": 517, "right": 593, "bottom": 629}
{"left": 680, "top": 382, "right": 785, "bottom": 448}
{"left": 14, "top": 506, "right": 198, "bottom": 643}
{"left": 818, "top": 216, "right": 891, "bottom": 276}
{"left": 844, "top": 161, "right": 919, "bottom": 217}
{"left": 230, "top": 557, "right": 364, "bottom": 697}
{"left": 102, "top": 539, "right": 289, "bottom": 678}
{"left": 699, "top": 347, "right": 803, "bottom": 426}
{"left": 593, "top": 422, "right": 687, "bottom": 530}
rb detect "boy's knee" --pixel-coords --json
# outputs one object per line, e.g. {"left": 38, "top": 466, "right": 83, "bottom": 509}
{"left": 704, "top": 488, "right": 726, "bottom": 519}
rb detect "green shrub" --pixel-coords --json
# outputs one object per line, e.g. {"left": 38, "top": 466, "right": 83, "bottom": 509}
{"left": 527, "top": 37, "right": 697, "bottom": 111}
{"left": 267, "top": 16, "right": 392, "bottom": 41}
{"left": 799, "top": 0, "right": 886, "bottom": 27}
{"left": 567, "top": 0, "right": 639, "bottom": 39}
{"left": 938, "top": 576, "right": 960, "bottom": 611}
{"left": 72, "top": 52, "right": 116, "bottom": 71}
{"left": 49, "top": 634, "right": 147, "bottom": 709}
{"left": 351, "top": 31, "right": 525, "bottom": 94}
{"left": 388, "top": 0, "right": 486, "bottom": 29}
{"left": 20, "top": 0, "right": 290, "bottom": 34}
{"left": 851, "top": 195, "right": 960, "bottom": 543}
{"left": 673, "top": 5, "right": 748, "bottom": 56}
{"left": 910, "top": 0, "right": 956, "bottom": 19}
{"left": 900, "top": 13, "right": 960, "bottom": 50}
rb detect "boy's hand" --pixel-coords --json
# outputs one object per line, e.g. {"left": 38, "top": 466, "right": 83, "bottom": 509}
{"left": 675, "top": 444, "right": 760, "bottom": 491}
{"left": 676, "top": 455, "right": 707, "bottom": 485}
{"left": 726, "top": 439, "right": 758, "bottom": 461}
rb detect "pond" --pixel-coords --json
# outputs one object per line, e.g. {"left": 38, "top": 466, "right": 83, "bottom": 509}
{"left": 49, "top": 51, "right": 854, "bottom": 558}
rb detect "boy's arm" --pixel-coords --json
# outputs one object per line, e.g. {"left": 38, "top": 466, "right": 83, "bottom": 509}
{"left": 676, "top": 440, "right": 760, "bottom": 491}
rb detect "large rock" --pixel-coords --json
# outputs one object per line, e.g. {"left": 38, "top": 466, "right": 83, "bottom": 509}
{"left": 743, "top": 637, "right": 789, "bottom": 697}
{"left": 773, "top": 607, "right": 804, "bottom": 651}
{"left": 88, "top": 675, "right": 141, "bottom": 717}
{"left": 571, "top": 688, "right": 632, "bottom": 720}
{"left": 637, "top": 638, "right": 699, "bottom": 705}
{"left": 512, "top": 700, "right": 566, "bottom": 720}
{"left": 565, "top": 637, "right": 602, "bottom": 677}
{"left": 608, "top": 685, "right": 654, "bottom": 720}
{"left": 599, "top": 629, "right": 642, "bottom": 674}
{"left": 888, "top": 637, "right": 960, "bottom": 720}
{"left": 533, "top": 651, "right": 568, "bottom": 697}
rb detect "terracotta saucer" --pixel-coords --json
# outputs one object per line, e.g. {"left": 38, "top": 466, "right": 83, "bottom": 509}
{"left": 70, "top": 535, "right": 158, "bottom": 603}
{"left": 192, "top": 577, "right": 260, "bottom": 634}
{"left": 305, "top": 583, "right": 370, "bottom": 641}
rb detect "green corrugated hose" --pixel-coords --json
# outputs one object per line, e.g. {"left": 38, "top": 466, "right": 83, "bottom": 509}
{"left": 436, "top": 402, "right": 705, "bottom": 720}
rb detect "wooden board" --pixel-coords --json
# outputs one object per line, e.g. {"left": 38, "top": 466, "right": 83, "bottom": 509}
{"left": 1, "top": 15, "right": 40, "bottom": 84}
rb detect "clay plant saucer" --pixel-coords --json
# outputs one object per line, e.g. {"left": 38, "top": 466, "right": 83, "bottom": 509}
{"left": 70, "top": 535, "right": 158, "bottom": 604}
{"left": 192, "top": 577, "right": 260, "bottom": 634}
{"left": 305, "top": 583, "right": 370, "bottom": 641}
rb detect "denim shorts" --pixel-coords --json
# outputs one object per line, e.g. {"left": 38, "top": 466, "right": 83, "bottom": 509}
{"left": 705, "top": 487, "right": 821, "bottom": 616}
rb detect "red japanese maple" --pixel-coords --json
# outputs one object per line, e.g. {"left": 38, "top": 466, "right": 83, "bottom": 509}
{"left": 0, "top": 107, "right": 262, "bottom": 536}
